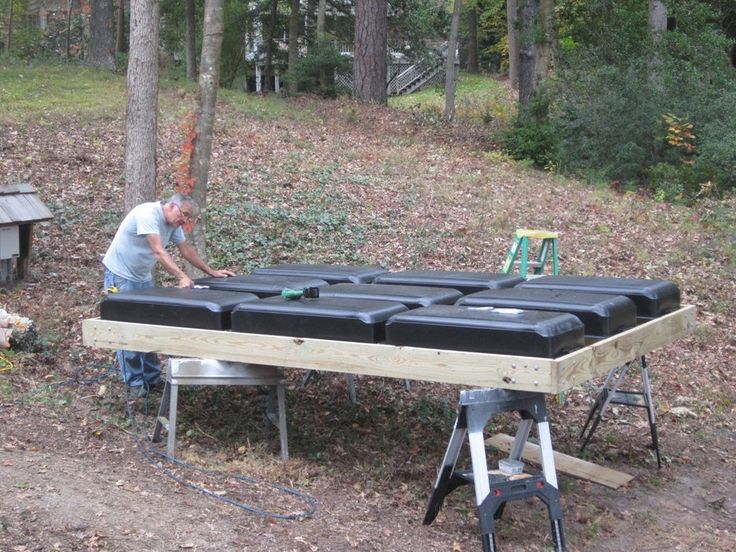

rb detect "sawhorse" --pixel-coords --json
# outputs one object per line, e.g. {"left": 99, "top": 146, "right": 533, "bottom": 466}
{"left": 424, "top": 388, "right": 565, "bottom": 552}
{"left": 152, "top": 358, "right": 289, "bottom": 459}
{"left": 580, "top": 355, "right": 661, "bottom": 468}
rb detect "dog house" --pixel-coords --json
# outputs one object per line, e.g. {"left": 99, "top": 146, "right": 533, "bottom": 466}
{"left": 0, "top": 183, "right": 53, "bottom": 282}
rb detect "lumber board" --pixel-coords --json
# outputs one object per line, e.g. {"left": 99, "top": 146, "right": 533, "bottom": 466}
{"left": 82, "top": 318, "right": 559, "bottom": 391}
{"left": 553, "top": 305, "right": 696, "bottom": 392}
{"left": 485, "top": 433, "right": 634, "bottom": 489}
{"left": 82, "top": 305, "right": 695, "bottom": 393}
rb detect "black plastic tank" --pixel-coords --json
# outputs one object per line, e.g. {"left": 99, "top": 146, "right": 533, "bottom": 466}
{"left": 373, "top": 270, "right": 525, "bottom": 295}
{"left": 385, "top": 305, "right": 585, "bottom": 358}
{"left": 231, "top": 296, "right": 408, "bottom": 342}
{"left": 100, "top": 287, "right": 258, "bottom": 330}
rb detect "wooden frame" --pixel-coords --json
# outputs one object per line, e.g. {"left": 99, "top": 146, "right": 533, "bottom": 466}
{"left": 82, "top": 305, "right": 695, "bottom": 394}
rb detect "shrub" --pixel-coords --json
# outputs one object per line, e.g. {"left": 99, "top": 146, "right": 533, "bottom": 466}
{"left": 551, "top": 0, "right": 736, "bottom": 197}
{"left": 503, "top": 118, "right": 559, "bottom": 168}
{"left": 283, "top": 39, "right": 351, "bottom": 98}
{"left": 503, "top": 92, "right": 559, "bottom": 168}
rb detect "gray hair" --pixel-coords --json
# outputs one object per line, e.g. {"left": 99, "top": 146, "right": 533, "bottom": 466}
{"left": 166, "top": 193, "right": 199, "bottom": 216}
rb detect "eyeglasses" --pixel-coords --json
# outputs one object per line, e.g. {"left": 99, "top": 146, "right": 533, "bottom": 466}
{"left": 173, "top": 203, "right": 196, "bottom": 223}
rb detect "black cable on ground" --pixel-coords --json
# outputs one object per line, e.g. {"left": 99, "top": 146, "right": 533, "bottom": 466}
{"left": 1, "top": 356, "right": 318, "bottom": 520}
{"left": 122, "top": 371, "right": 318, "bottom": 521}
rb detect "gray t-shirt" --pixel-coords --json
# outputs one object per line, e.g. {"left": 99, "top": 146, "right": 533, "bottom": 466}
{"left": 103, "top": 201, "right": 186, "bottom": 282}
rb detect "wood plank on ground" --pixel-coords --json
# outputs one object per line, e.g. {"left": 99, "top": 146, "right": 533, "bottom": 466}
{"left": 485, "top": 433, "right": 634, "bottom": 489}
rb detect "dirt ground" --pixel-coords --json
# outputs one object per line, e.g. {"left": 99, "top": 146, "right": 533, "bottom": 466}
{"left": 2, "top": 377, "right": 735, "bottom": 552}
{"left": 1, "top": 89, "right": 735, "bottom": 551}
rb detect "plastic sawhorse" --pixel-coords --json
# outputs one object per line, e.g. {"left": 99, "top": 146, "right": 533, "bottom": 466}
{"left": 424, "top": 388, "right": 565, "bottom": 552}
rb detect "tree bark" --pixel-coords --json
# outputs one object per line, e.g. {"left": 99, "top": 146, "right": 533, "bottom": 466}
{"left": 648, "top": 0, "right": 667, "bottom": 88}
{"left": 649, "top": 0, "right": 667, "bottom": 33}
{"left": 66, "top": 0, "right": 74, "bottom": 60}
{"left": 116, "top": 0, "right": 126, "bottom": 54}
{"left": 444, "top": 0, "right": 462, "bottom": 121}
{"left": 316, "top": 0, "right": 327, "bottom": 36}
{"left": 353, "top": 0, "right": 387, "bottom": 104}
{"left": 88, "top": 0, "right": 116, "bottom": 70}
{"left": 125, "top": 0, "right": 160, "bottom": 212}
{"left": 466, "top": 5, "right": 478, "bottom": 73}
{"left": 506, "top": 0, "right": 519, "bottom": 88}
{"left": 264, "top": 0, "right": 278, "bottom": 93}
{"left": 186, "top": 0, "right": 225, "bottom": 274}
{"left": 534, "top": 0, "right": 554, "bottom": 82}
{"left": 287, "top": 0, "right": 300, "bottom": 95}
{"left": 185, "top": 0, "right": 197, "bottom": 80}
{"left": 517, "top": 0, "right": 538, "bottom": 106}
{"left": 5, "top": 0, "right": 13, "bottom": 53}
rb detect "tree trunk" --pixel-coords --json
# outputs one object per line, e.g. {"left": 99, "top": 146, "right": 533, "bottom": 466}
{"left": 517, "top": 0, "right": 538, "bottom": 106}
{"left": 66, "top": 0, "right": 74, "bottom": 60}
{"left": 316, "top": 0, "right": 326, "bottom": 36}
{"left": 5, "top": 0, "right": 13, "bottom": 53}
{"left": 264, "top": 0, "right": 277, "bottom": 93}
{"left": 466, "top": 5, "right": 478, "bottom": 73}
{"left": 185, "top": 0, "right": 197, "bottom": 80}
{"left": 649, "top": 0, "right": 667, "bottom": 33}
{"left": 506, "top": 0, "right": 519, "bottom": 89}
{"left": 116, "top": 0, "right": 126, "bottom": 54}
{"left": 353, "top": 0, "right": 387, "bottom": 104}
{"left": 315, "top": 0, "right": 329, "bottom": 92}
{"left": 648, "top": 0, "right": 667, "bottom": 88}
{"left": 444, "top": 0, "right": 462, "bottom": 121}
{"left": 88, "top": 0, "right": 116, "bottom": 70}
{"left": 287, "top": 0, "right": 300, "bottom": 95}
{"left": 534, "top": 0, "right": 554, "bottom": 82}
{"left": 125, "top": 0, "right": 160, "bottom": 213}
{"left": 186, "top": 0, "right": 225, "bottom": 274}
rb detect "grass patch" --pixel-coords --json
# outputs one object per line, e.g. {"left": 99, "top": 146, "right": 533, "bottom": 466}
{"left": 0, "top": 59, "right": 308, "bottom": 126}
{"left": 389, "top": 72, "right": 515, "bottom": 127}
{"left": 0, "top": 61, "right": 126, "bottom": 123}
{"left": 219, "top": 88, "right": 319, "bottom": 122}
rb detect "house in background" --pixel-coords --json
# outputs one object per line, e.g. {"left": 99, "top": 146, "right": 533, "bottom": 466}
{"left": 27, "top": 1, "right": 91, "bottom": 30}
{"left": 2, "top": 1, "right": 93, "bottom": 57}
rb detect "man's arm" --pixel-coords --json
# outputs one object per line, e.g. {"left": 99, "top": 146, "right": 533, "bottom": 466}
{"left": 145, "top": 234, "right": 194, "bottom": 288}
{"left": 177, "top": 242, "right": 235, "bottom": 279}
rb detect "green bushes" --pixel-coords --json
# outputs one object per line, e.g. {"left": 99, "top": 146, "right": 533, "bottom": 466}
{"left": 502, "top": 115, "right": 559, "bottom": 169}
{"left": 284, "top": 39, "right": 351, "bottom": 98}
{"left": 502, "top": 91, "right": 559, "bottom": 168}
{"left": 504, "top": 0, "right": 736, "bottom": 202}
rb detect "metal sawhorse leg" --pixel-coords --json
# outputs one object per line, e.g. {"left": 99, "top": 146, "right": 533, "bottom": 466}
{"left": 579, "top": 355, "right": 661, "bottom": 468}
{"left": 424, "top": 388, "right": 565, "bottom": 552}
{"left": 152, "top": 359, "right": 289, "bottom": 459}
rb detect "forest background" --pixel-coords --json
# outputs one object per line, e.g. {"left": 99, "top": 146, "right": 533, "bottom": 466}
{"left": 0, "top": 0, "right": 735, "bottom": 551}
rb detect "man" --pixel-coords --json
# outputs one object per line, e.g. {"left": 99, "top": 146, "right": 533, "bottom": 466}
{"left": 103, "top": 193, "right": 234, "bottom": 396}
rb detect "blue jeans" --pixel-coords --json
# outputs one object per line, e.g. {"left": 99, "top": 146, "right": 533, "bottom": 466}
{"left": 104, "top": 269, "right": 161, "bottom": 388}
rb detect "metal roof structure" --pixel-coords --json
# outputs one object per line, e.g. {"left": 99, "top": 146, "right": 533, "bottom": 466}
{"left": 0, "top": 183, "right": 53, "bottom": 226}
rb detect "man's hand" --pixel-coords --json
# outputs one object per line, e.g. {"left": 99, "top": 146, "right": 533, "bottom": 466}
{"left": 208, "top": 269, "right": 236, "bottom": 278}
{"left": 178, "top": 275, "right": 194, "bottom": 288}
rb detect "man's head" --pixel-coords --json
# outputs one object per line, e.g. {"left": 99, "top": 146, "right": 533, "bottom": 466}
{"left": 163, "top": 193, "right": 198, "bottom": 227}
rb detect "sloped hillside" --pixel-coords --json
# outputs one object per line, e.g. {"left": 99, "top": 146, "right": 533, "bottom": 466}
{"left": 1, "top": 67, "right": 734, "bottom": 551}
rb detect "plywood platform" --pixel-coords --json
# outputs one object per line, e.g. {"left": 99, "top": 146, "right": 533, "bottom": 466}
{"left": 82, "top": 305, "right": 695, "bottom": 394}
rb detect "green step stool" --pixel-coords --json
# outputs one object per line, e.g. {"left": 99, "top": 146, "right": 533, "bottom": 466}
{"left": 501, "top": 229, "right": 559, "bottom": 279}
